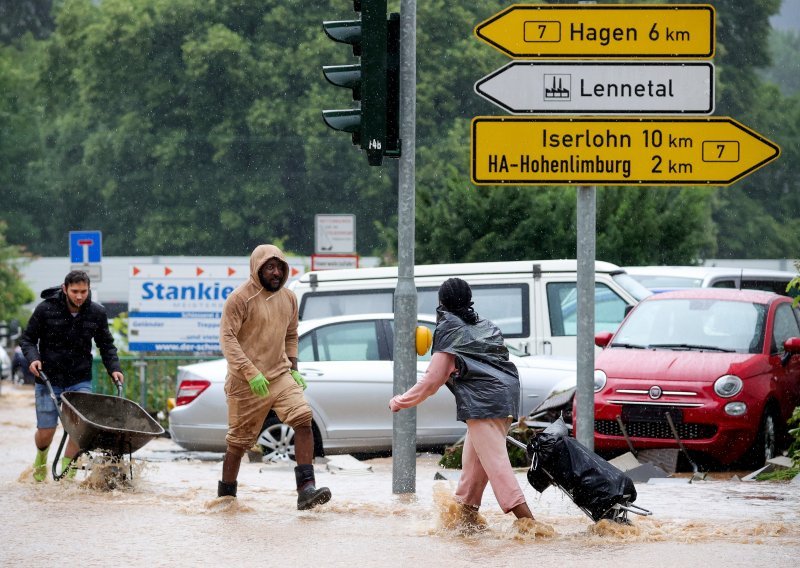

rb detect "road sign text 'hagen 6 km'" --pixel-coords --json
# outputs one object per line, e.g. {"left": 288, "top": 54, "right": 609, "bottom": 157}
{"left": 471, "top": 117, "right": 780, "bottom": 186}
{"left": 475, "top": 4, "right": 715, "bottom": 58}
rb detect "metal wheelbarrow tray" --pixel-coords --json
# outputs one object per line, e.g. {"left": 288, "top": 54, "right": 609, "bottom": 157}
{"left": 60, "top": 391, "right": 165, "bottom": 457}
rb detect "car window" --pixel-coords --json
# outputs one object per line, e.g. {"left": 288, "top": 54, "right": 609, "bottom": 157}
{"left": 301, "top": 291, "right": 393, "bottom": 320}
{"left": 615, "top": 299, "right": 767, "bottom": 353}
{"left": 743, "top": 279, "right": 793, "bottom": 296}
{"left": 710, "top": 279, "right": 736, "bottom": 289}
{"left": 546, "top": 282, "right": 628, "bottom": 336}
{"left": 771, "top": 303, "right": 800, "bottom": 354}
{"left": 299, "top": 321, "right": 381, "bottom": 362}
{"left": 300, "top": 284, "right": 530, "bottom": 339}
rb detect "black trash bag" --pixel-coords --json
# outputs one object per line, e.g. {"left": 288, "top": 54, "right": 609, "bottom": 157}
{"left": 526, "top": 417, "right": 637, "bottom": 522}
{"left": 432, "top": 311, "right": 520, "bottom": 421}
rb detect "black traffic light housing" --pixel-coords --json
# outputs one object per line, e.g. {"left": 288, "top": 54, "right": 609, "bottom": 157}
{"left": 322, "top": 1, "right": 401, "bottom": 166}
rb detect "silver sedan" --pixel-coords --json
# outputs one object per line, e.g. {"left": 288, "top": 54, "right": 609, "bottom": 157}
{"left": 168, "top": 313, "right": 576, "bottom": 460}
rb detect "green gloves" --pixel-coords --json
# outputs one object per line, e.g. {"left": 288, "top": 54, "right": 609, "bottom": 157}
{"left": 248, "top": 373, "right": 270, "bottom": 397}
{"left": 291, "top": 369, "right": 307, "bottom": 390}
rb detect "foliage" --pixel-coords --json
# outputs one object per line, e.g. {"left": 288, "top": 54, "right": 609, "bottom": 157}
{"left": 0, "top": 0, "right": 796, "bottom": 267}
{"left": 760, "top": 29, "right": 800, "bottom": 97}
{"left": 0, "top": 222, "right": 35, "bottom": 321}
{"left": 0, "top": 0, "right": 55, "bottom": 45}
{"left": 787, "top": 404, "right": 800, "bottom": 465}
{"left": 438, "top": 424, "right": 534, "bottom": 469}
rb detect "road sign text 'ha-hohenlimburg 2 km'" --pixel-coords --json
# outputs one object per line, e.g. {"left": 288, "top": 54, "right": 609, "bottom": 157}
{"left": 471, "top": 117, "right": 780, "bottom": 186}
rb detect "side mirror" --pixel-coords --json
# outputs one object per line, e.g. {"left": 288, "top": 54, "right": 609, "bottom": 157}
{"left": 780, "top": 337, "right": 800, "bottom": 366}
{"left": 595, "top": 331, "right": 613, "bottom": 348}
{"left": 415, "top": 326, "right": 433, "bottom": 356}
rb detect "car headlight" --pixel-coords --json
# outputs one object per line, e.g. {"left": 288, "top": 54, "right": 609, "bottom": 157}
{"left": 714, "top": 375, "right": 743, "bottom": 398}
{"left": 724, "top": 402, "right": 747, "bottom": 416}
{"left": 594, "top": 370, "right": 607, "bottom": 392}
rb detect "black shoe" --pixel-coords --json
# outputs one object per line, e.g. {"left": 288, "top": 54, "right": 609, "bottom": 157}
{"left": 297, "top": 484, "right": 332, "bottom": 510}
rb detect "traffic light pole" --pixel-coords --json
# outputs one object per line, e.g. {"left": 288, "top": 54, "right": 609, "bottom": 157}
{"left": 392, "top": 0, "right": 417, "bottom": 495}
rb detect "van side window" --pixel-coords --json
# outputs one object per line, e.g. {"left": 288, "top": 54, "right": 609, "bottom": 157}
{"left": 711, "top": 279, "right": 736, "bottom": 288}
{"left": 301, "top": 291, "right": 393, "bottom": 319}
{"left": 743, "top": 279, "right": 792, "bottom": 295}
{"left": 299, "top": 284, "right": 529, "bottom": 339}
{"left": 546, "top": 282, "right": 628, "bottom": 336}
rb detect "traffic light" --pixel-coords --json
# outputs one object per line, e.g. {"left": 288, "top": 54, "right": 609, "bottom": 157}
{"left": 322, "top": 1, "right": 401, "bottom": 166}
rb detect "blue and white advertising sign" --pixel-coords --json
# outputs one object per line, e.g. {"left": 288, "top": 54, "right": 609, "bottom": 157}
{"left": 128, "top": 263, "right": 248, "bottom": 352}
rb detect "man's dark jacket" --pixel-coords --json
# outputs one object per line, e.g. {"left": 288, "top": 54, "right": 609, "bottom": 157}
{"left": 19, "top": 286, "right": 122, "bottom": 388}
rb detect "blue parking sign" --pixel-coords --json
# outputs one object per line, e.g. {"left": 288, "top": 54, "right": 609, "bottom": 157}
{"left": 69, "top": 230, "right": 102, "bottom": 264}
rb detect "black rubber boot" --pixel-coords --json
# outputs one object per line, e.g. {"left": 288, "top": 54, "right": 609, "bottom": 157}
{"left": 217, "top": 480, "right": 238, "bottom": 498}
{"left": 295, "top": 464, "right": 331, "bottom": 510}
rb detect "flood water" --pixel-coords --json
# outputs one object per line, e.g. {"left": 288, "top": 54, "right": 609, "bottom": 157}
{"left": 1, "top": 384, "right": 798, "bottom": 567}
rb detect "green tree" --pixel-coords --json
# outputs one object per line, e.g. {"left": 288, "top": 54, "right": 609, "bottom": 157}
{"left": 0, "top": 222, "right": 35, "bottom": 321}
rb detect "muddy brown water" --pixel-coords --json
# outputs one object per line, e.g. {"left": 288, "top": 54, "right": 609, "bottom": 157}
{"left": 1, "top": 384, "right": 798, "bottom": 567}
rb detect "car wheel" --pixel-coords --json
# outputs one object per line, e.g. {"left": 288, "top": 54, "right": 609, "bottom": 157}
{"left": 743, "top": 405, "right": 781, "bottom": 468}
{"left": 257, "top": 417, "right": 296, "bottom": 463}
{"left": 256, "top": 416, "right": 324, "bottom": 462}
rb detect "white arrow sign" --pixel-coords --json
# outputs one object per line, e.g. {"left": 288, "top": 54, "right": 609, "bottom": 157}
{"left": 475, "top": 61, "right": 714, "bottom": 115}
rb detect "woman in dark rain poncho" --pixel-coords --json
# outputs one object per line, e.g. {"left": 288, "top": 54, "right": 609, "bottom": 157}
{"left": 390, "top": 278, "right": 553, "bottom": 535}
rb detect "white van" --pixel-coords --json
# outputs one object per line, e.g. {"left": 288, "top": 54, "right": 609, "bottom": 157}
{"left": 624, "top": 266, "right": 797, "bottom": 296}
{"left": 289, "top": 259, "right": 651, "bottom": 357}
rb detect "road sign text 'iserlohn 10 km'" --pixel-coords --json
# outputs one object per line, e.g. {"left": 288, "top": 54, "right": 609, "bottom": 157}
{"left": 470, "top": 117, "right": 780, "bottom": 186}
{"left": 474, "top": 4, "right": 715, "bottom": 59}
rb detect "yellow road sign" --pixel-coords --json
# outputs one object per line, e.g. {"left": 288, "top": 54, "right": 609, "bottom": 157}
{"left": 475, "top": 4, "right": 715, "bottom": 58}
{"left": 471, "top": 117, "right": 780, "bottom": 186}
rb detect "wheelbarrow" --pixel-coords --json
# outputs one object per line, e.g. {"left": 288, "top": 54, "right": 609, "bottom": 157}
{"left": 40, "top": 371, "right": 165, "bottom": 483}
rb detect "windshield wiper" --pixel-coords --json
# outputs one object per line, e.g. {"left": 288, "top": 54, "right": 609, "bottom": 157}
{"left": 648, "top": 343, "right": 734, "bottom": 353}
{"left": 610, "top": 342, "right": 646, "bottom": 349}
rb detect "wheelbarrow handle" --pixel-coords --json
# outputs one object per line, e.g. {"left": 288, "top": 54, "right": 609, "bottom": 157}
{"left": 38, "top": 370, "right": 66, "bottom": 423}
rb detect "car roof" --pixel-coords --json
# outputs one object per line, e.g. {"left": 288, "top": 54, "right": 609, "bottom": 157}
{"left": 296, "top": 259, "right": 624, "bottom": 284}
{"left": 624, "top": 265, "right": 796, "bottom": 280}
{"left": 640, "top": 287, "right": 785, "bottom": 305}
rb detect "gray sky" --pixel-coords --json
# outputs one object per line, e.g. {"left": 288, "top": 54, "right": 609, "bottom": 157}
{"left": 771, "top": 0, "right": 800, "bottom": 31}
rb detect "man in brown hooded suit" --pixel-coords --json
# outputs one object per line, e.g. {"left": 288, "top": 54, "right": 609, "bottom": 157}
{"left": 218, "top": 244, "right": 331, "bottom": 510}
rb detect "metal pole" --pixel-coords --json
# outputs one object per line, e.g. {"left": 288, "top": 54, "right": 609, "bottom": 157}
{"left": 574, "top": 0, "right": 597, "bottom": 452}
{"left": 134, "top": 359, "right": 147, "bottom": 408}
{"left": 575, "top": 185, "right": 596, "bottom": 450}
{"left": 392, "top": 0, "right": 417, "bottom": 494}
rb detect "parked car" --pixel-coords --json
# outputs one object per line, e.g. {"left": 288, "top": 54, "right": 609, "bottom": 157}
{"left": 586, "top": 288, "right": 800, "bottom": 467}
{"left": 169, "top": 313, "right": 576, "bottom": 459}
{"left": 624, "top": 265, "right": 797, "bottom": 297}
{"left": 0, "top": 347, "right": 10, "bottom": 381}
{"left": 11, "top": 346, "right": 35, "bottom": 385}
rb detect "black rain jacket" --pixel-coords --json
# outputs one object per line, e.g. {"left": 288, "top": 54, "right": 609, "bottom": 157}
{"left": 19, "top": 286, "right": 122, "bottom": 388}
{"left": 432, "top": 310, "right": 520, "bottom": 422}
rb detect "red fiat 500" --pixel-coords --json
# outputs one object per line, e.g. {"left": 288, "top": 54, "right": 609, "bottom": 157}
{"left": 589, "top": 288, "right": 800, "bottom": 467}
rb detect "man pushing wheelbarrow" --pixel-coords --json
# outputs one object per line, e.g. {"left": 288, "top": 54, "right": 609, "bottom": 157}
{"left": 19, "top": 270, "right": 125, "bottom": 482}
